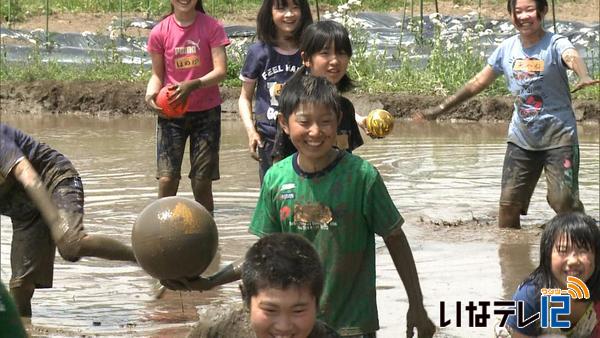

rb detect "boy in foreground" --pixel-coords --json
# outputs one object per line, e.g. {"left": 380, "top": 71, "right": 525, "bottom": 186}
{"left": 162, "top": 75, "right": 435, "bottom": 337}
{"left": 187, "top": 233, "right": 339, "bottom": 338}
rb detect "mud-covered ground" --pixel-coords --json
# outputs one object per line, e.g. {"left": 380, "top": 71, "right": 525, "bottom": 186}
{"left": 1, "top": 80, "right": 599, "bottom": 122}
{"left": 1, "top": 84, "right": 598, "bottom": 338}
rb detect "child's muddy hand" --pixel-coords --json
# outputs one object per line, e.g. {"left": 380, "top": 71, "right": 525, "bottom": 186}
{"left": 412, "top": 111, "right": 426, "bottom": 121}
{"left": 571, "top": 78, "right": 600, "bottom": 93}
{"left": 246, "top": 130, "right": 262, "bottom": 161}
{"left": 357, "top": 114, "right": 382, "bottom": 139}
{"left": 170, "top": 81, "right": 193, "bottom": 105}
{"left": 413, "top": 108, "right": 437, "bottom": 121}
{"left": 145, "top": 93, "right": 169, "bottom": 118}
{"left": 145, "top": 93, "right": 161, "bottom": 111}
{"left": 160, "top": 276, "right": 214, "bottom": 292}
{"left": 406, "top": 306, "right": 436, "bottom": 338}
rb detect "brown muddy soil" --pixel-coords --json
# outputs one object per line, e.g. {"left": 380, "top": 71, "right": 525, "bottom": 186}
{"left": 1, "top": 80, "right": 598, "bottom": 122}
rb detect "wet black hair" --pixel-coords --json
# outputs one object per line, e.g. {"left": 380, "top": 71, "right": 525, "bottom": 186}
{"left": 506, "top": 0, "right": 548, "bottom": 23}
{"left": 300, "top": 20, "right": 355, "bottom": 92}
{"left": 523, "top": 213, "right": 600, "bottom": 301}
{"left": 256, "top": 0, "right": 313, "bottom": 46}
{"left": 278, "top": 72, "right": 342, "bottom": 121}
{"left": 241, "top": 233, "right": 324, "bottom": 308}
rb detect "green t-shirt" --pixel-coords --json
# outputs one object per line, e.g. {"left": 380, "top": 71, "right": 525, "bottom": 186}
{"left": 249, "top": 151, "right": 403, "bottom": 335}
{"left": 0, "top": 281, "right": 27, "bottom": 338}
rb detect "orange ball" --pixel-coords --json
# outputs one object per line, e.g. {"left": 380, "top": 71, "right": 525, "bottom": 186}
{"left": 156, "top": 86, "right": 189, "bottom": 118}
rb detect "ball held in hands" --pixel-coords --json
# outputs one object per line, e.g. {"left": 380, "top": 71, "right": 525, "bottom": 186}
{"left": 366, "top": 109, "right": 395, "bottom": 138}
{"left": 131, "top": 197, "right": 218, "bottom": 280}
{"left": 156, "top": 86, "right": 189, "bottom": 118}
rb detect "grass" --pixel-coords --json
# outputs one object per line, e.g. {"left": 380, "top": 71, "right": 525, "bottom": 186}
{"left": 2, "top": 39, "right": 597, "bottom": 100}
{"left": 1, "top": 0, "right": 589, "bottom": 22}
{"left": 1, "top": 0, "right": 405, "bottom": 22}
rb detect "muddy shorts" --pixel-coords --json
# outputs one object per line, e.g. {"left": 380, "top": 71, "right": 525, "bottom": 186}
{"left": 499, "top": 142, "right": 584, "bottom": 215}
{"left": 257, "top": 134, "right": 274, "bottom": 185}
{"left": 156, "top": 106, "right": 221, "bottom": 181}
{"left": 9, "top": 177, "right": 86, "bottom": 290}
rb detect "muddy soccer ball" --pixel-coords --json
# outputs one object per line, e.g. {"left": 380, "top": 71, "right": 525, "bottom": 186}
{"left": 131, "top": 197, "right": 218, "bottom": 280}
{"left": 155, "top": 86, "right": 189, "bottom": 118}
{"left": 366, "top": 109, "right": 394, "bottom": 138}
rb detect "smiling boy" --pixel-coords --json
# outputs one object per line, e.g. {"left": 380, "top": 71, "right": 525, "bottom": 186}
{"left": 186, "top": 233, "right": 338, "bottom": 338}
{"left": 249, "top": 74, "right": 435, "bottom": 337}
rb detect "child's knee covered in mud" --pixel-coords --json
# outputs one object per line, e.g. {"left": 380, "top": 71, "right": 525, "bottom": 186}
{"left": 546, "top": 189, "right": 583, "bottom": 214}
{"left": 56, "top": 229, "right": 84, "bottom": 262}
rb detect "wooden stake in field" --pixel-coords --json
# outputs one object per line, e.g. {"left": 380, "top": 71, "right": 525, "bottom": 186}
{"left": 551, "top": 0, "right": 557, "bottom": 33}
{"left": 45, "top": 0, "right": 50, "bottom": 46}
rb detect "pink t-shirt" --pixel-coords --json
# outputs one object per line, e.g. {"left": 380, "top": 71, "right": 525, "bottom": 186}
{"left": 147, "top": 12, "right": 230, "bottom": 112}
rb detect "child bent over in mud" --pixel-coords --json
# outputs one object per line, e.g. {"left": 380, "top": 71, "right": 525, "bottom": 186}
{"left": 187, "top": 233, "right": 339, "bottom": 338}
{"left": 162, "top": 74, "right": 435, "bottom": 337}
{"left": 0, "top": 123, "right": 137, "bottom": 317}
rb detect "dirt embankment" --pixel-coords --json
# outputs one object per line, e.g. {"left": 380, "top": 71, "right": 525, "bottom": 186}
{"left": 1, "top": 80, "right": 598, "bottom": 121}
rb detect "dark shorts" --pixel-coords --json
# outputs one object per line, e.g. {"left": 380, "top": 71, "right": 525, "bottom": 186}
{"left": 9, "top": 177, "right": 86, "bottom": 289}
{"left": 156, "top": 107, "right": 221, "bottom": 181}
{"left": 257, "top": 134, "right": 274, "bottom": 185}
{"left": 499, "top": 142, "right": 584, "bottom": 215}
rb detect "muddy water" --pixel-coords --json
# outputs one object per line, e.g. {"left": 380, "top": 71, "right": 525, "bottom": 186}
{"left": 1, "top": 115, "right": 598, "bottom": 337}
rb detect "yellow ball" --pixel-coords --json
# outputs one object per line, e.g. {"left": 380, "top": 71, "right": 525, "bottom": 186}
{"left": 366, "top": 109, "right": 394, "bottom": 138}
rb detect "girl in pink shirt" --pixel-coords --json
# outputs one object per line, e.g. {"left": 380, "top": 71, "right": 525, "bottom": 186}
{"left": 145, "top": 0, "right": 230, "bottom": 213}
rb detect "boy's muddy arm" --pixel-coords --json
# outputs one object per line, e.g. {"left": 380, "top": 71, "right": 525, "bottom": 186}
{"left": 11, "top": 158, "right": 68, "bottom": 242}
{"left": 161, "top": 257, "right": 244, "bottom": 292}
{"left": 384, "top": 226, "right": 435, "bottom": 338}
{"left": 207, "top": 257, "right": 244, "bottom": 286}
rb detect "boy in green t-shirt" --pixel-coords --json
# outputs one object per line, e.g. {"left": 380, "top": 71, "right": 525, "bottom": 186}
{"left": 161, "top": 74, "right": 435, "bottom": 337}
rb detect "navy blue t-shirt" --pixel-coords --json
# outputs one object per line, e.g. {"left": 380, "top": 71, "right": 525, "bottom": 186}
{"left": 506, "top": 281, "right": 540, "bottom": 336}
{"left": 506, "top": 280, "right": 599, "bottom": 336}
{"left": 0, "top": 123, "right": 78, "bottom": 218}
{"left": 239, "top": 42, "right": 302, "bottom": 139}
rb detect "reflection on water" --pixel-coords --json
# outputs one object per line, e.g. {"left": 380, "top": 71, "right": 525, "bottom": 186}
{"left": 1, "top": 115, "right": 598, "bottom": 337}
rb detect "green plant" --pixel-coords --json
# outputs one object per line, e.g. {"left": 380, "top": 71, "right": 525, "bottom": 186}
{"left": 2, "top": 0, "right": 597, "bottom": 101}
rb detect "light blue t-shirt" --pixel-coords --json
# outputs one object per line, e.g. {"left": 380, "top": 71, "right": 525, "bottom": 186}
{"left": 487, "top": 32, "right": 577, "bottom": 150}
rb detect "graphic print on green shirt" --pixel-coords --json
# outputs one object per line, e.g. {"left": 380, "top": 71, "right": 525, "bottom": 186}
{"left": 249, "top": 152, "right": 403, "bottom": 335}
